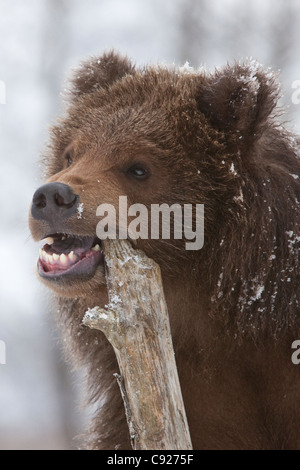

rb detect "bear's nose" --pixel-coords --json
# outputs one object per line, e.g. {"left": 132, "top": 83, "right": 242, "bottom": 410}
{"left": 31, "top": 182, "right": 79, "bottom": 222}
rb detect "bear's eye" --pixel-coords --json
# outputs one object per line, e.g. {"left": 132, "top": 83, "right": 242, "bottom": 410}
{"left": 126, "top": 165, "right": 149, "bottom": 180}
{"left": 65, "top": 153, "right": 73, "bottom": 167}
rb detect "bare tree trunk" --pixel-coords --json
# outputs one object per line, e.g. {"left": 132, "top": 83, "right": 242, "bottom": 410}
{"left": 83, "top": 239, "right": 192, "bottom": 450}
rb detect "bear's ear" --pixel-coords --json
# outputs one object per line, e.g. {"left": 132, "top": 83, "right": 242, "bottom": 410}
{"left": 70, "top": 51, "right": 135, "bottom": 99}
{"left": 197, "top": 60, "right": 280, "bottom": 138}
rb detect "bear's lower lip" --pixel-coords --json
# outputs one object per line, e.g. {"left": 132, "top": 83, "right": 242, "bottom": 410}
{"left": 37, "top": 234, "right": 104, "bottom": 280}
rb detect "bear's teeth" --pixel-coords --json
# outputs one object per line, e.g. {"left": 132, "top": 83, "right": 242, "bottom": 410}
{"left": 40, "top": 249, "right": 48, "bottom": 262}
{"left": 48, "top": 254, "right": 55, "bottom": 265}
{"left": 44, "top": 253, "right": 50, "bottom": 263}
{"left": 69, "top": 251, "right": 77, "bottom": 262}
{"left": 60, "top": 254, "right": 68, "bottom": 265}
{"left": 92, "top": 244, "right": 100, "bottom": 252}
{"left": 39, "top": 249, "right": 78, "bottom": 266}
{"left": 43, "top": 237, "right": 54, "bottom": 245}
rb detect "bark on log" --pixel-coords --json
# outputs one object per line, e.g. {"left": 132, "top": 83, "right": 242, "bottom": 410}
{"left": 82, "top": 239, "right": 192, "bottom": 450}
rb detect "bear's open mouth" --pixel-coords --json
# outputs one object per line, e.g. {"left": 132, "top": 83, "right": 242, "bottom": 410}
{"left": 38, "top": 233, "right": 104, "bottom": 279}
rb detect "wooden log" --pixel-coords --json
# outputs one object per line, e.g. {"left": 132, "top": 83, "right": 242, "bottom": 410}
{"left": 82, "top": 239, "right": 193, "bottom": 450}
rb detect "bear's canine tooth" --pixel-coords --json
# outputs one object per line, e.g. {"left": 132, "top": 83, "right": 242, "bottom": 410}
{"left": 92, "top": 244, "right": 100, "bottom": 252}
{"left": 60, "top": 253, "right": 68, "bottom": 265}
{"left": 44, "top": 237, "right": 54, "bottom": 245}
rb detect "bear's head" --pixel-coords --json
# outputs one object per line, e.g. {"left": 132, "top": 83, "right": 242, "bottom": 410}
{"left": 29, "top": 51, "right": 283, "bottom": 317}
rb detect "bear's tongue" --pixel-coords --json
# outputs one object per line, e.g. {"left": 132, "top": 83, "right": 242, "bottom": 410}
{"left": 39, "top": 234, "right": 101, "bottom": 273}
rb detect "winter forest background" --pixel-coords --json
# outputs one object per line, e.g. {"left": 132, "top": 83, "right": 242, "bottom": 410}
{"left": 1, "top": 0, "right": 300, "bottom": 450}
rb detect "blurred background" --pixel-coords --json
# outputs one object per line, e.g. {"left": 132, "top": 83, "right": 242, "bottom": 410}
{"left": 1, "top": 0, "right": 300, "bottom": 450}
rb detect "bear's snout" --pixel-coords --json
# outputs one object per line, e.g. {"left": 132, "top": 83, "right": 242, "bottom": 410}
{"left": 31, "top": 182, "right": 79, "bottom": 223}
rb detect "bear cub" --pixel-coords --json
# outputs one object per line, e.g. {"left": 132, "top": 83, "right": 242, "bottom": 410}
{"left": 29, "top": 51, "right": 300, "bottom": 449}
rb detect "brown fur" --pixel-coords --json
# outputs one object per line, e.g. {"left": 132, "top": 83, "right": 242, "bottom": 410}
{"left": 29, "top": 51, "right": 300, "bottom": 449}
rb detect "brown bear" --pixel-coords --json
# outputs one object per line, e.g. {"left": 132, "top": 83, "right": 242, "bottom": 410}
{"left": 29, "top": 51, "right": 300, "bottom": 450}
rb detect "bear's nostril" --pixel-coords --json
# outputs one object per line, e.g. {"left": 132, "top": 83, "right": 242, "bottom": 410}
{"left": 34, "top": 193, "right": 47, "bottom": 209}
{"left": 55, "top": 193, "right": 65, "bottom": 207}
{"left": 54, "top": 192, "right": 77, "bottom": 208}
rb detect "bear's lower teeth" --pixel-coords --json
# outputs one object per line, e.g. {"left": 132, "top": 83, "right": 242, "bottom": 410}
{"left": 39, "top": 249, "right": 78, "bottom": 267}
{"left": 39, "top": 242, "right": 101, "bottom": 269}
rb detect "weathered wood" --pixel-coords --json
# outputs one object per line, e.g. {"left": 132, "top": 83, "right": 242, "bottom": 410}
{"left": 82, "top": 239, "right": 192, "bottom": 450}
